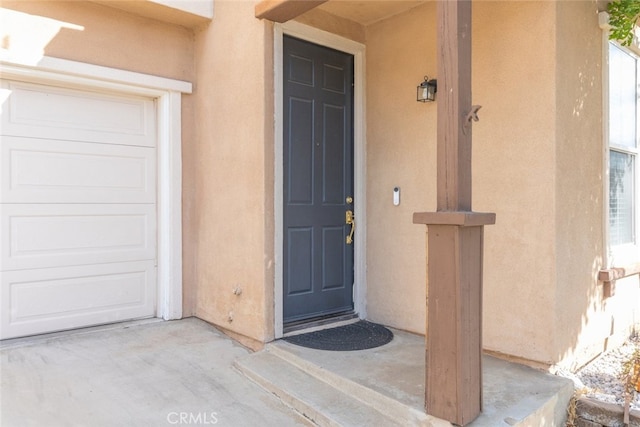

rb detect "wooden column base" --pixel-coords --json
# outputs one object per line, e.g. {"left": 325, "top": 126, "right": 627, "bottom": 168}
{"left": 414, "top": 212, "right": 495, "bottom": 426}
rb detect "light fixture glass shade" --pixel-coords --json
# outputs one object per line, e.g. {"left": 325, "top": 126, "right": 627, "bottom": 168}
{"left": 417, "top": 77, "right": 437, "bottom": 102}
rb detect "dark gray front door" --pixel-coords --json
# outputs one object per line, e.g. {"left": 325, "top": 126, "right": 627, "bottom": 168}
{"left": 283, "top": 36, "right": 354, "bottom": 324}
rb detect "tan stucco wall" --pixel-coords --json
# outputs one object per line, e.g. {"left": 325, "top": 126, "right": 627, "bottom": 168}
{"left": 192, "top": 0, "right": 275, "bottom": 347}
{"left": 554, "top": 0, "right": 604, "bottom": 369}
{"left": 364, "top": 3, "right": 437, "bottom": 335}
{"left": 554, "top": 1, "right": 639, "bottom": 370}
{"left": 0, "top": 1, "right": 198, "bottom": 316}
{"left": 5, "top": 0, "right": 636, "bottom": 371}
{"left": 1, "top": 0, "right": 278, "bottom": 346}
{"left": 365, "top": 1, "right": 559, "bottom": 361}
{"left": 1, "top": 1, "right": 194, "bottom": 81}
{"left": 295, "top": 7, "right": 365, "bottom": 44}
{"left": 363, "top": 1, "right": 637, "bottom": 369}
{"left": 473, "top": 1, "right": 558, "bottom": 365}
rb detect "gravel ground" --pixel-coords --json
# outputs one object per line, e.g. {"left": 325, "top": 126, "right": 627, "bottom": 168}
{"left": 559, "top": 335, "right": 640, "bottom": 410}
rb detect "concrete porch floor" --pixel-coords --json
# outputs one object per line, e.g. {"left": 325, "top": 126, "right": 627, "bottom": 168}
{"left": 0, "top": 318, "right": 310, "bottom": 427}
{"left": 236, "top": 326, "right": 574, "bottom": 427}
{"left": 1, "top": 318, "right": 574, "bottom": 426}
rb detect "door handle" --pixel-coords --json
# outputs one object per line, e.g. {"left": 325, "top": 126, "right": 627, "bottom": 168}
{"left": 346, "top": 210, "right": 355, "bottom": 245}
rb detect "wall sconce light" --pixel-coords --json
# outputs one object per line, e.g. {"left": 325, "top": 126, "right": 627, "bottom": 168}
{"left": 417, "top": 76, "right": 437, "bottom": 102}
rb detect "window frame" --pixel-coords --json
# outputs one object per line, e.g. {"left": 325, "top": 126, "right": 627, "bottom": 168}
{"left": 606, "top": 40, "right": 640, "bottom": 266}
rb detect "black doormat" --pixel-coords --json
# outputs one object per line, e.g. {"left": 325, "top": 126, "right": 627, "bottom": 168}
{"left": 284, "top": 320, "right": 393, "bottom": 351}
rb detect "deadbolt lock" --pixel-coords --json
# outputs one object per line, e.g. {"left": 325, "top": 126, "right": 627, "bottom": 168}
{"left": 346, "top": 196, "right": 353, "bottom": 204}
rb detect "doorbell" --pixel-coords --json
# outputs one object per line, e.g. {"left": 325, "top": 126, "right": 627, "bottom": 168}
{"left": 393, "top": 187, "right": 400, "bottom": 206}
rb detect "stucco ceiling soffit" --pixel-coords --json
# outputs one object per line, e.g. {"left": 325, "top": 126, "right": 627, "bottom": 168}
{"left": 91, "top": 0, "right": 213, "bottom": 27}
{"left": 317, "top": 0, "right": 428, "bottom": 26}
{"left": 255, "top": 0, "right": 329, "bottom": 23}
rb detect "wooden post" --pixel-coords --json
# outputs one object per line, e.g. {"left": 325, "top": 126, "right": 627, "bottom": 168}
{"left": 436, "top": 0, "right": 472, "bottom": 212}
{"left": 413, "top": 1, "right": 495, "bottom": 425}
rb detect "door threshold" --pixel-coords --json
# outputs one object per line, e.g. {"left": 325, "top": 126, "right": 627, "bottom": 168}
{"left": 283, "top": 312, "right": 359, "bottom": 337}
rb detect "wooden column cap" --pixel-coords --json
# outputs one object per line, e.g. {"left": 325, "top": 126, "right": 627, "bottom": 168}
{"left": 413, "top": 211, "right": 496, "bottom": 227}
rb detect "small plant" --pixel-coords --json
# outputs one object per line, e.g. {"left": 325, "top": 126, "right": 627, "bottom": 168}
{"left": 565, "top": 388, "right": 588, "bottom": 427}
{"left": 620, "top": 344, "right": 640, "bottom": 425}
{"left": 608, "top": 0, "right": 640, "bottom": 46}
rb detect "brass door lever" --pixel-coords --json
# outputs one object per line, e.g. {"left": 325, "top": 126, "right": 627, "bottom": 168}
{"left": 346, "top": 210, "right": 355, "bottom": 245}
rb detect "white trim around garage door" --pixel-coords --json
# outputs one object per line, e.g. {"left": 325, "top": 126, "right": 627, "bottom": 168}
{"left": 0, "top": 56, "right": 192, "bottom": 321}
{"left": 273, "top": 22, "right": 367, "bottom": 339}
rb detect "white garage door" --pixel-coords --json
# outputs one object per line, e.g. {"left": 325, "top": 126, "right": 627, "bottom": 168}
{"left": 0, "top": 79, "right": 158, "bottom": 339}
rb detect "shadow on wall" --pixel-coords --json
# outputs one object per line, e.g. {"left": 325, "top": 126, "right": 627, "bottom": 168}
{"left": 552, "top": 2, "right": 639, "bottom": 371}
{"left": 0, "top": 8, "right": 84, "bottom": 65}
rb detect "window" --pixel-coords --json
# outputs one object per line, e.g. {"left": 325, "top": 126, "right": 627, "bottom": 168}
{"left": 609, "top": 42, "right": 639, "bottom": 250}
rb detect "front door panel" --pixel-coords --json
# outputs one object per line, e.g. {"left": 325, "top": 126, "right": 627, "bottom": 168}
{"left": 283, "top": 36, "right": 354, "bottom": 323}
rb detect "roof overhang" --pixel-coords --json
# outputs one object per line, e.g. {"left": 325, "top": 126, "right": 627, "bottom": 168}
{"left": 256, "top": 0, "right": 429, "bottom": 26}
{"left": 255, "top": 0, "right": 328, "bottom": 23}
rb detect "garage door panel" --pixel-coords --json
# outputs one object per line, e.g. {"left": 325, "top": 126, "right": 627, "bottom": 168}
{"left": 1, "top": 78, "right": 159, "bottom": 339}
{"left": 1, "top": 261, "right": 156, "bottom": 339}
{"left": 1, "top": 204, "right": 156, "bottom": 271}
{"left": 1, "top": 136, "right": 156, "bottom": 203}
{"left": 1, "top": 80, "right": 155, "bottom": 147}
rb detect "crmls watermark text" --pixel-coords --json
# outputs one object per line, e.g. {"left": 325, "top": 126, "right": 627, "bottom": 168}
{"left": 167, "top": 412, "right": 218, "bottom": 425}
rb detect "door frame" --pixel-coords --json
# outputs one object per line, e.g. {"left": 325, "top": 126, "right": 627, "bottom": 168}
{"left": 0, "top": 56, "right": 191, "bottom": 322}
{"left": 274, "top": 22, "right": 367, "bottom": 338}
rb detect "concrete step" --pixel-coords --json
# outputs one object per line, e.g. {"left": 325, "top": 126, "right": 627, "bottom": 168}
{"left": 235, "top": 329, "right": 574, "bottom": 427}
{"left": 234, "top": 346, "right": 450, "bottom": 427}
{"left": 235, "top": 350, "right": 402, "bottom": 426}
{"left": 267, "top": 344, "right": 439, "bottom": 425}
{"left": 274, "top": 335, "right": 575, "bottom": 427}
